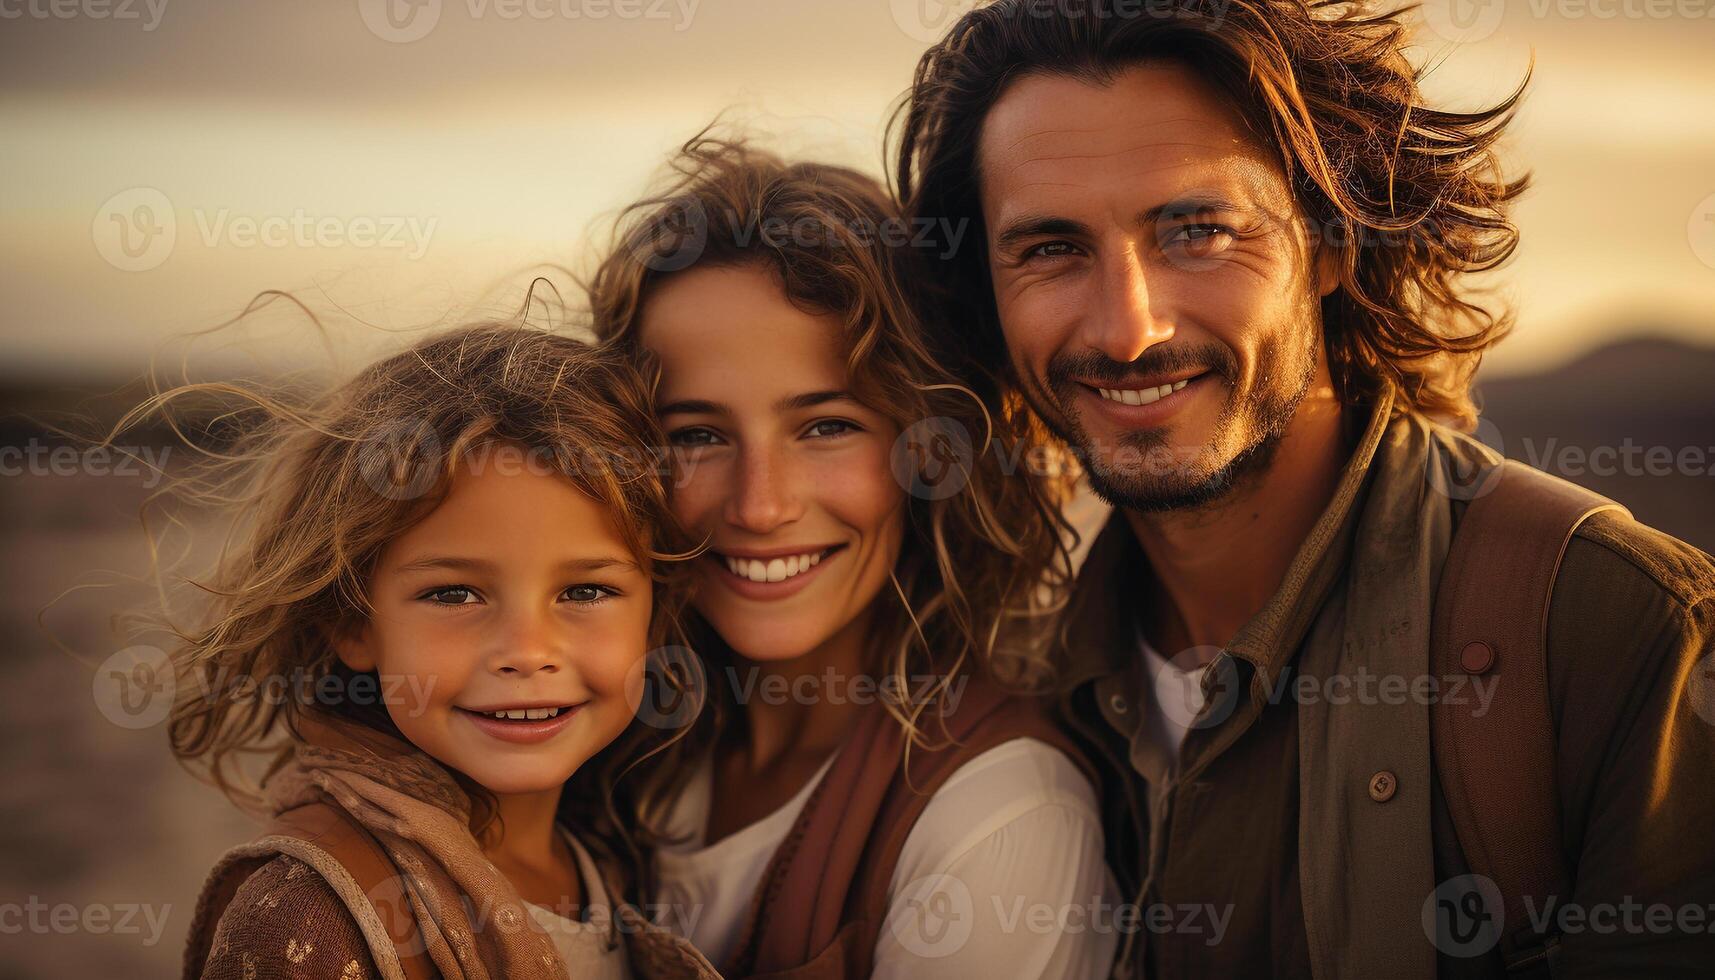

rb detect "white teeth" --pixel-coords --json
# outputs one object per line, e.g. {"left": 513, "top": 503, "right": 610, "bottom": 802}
{"left": 722, "top": 550, "right": 827, "bottom": 583}
{"left": 489, "top": 707, "right": 560, "bottom": 721}
{"left": 1098, "top": 379, "right": 1193, "bottom": 405}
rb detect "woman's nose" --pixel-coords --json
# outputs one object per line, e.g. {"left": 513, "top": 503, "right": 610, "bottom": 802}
{"left": 724, "top": 443, "right": 803, "bottom": 534}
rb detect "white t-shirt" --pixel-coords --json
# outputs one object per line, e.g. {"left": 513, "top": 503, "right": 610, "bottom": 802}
{"left": 653, "top": 737, "right": 1119, "bottom": 978}
{"left": 1137, "top": 624, "right": 1213, "bottom": 760}
{"left": 523, "top": 830, "right": 633, "bottom": 979}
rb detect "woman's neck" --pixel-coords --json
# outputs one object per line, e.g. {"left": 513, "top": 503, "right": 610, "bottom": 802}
{"left": 724, "top": 603, "right": 878, "bottom": 775}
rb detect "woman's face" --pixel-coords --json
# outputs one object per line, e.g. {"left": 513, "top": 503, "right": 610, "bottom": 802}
{"left": 334, "top": 454, "right": 652, "bottom": 796}
{"left": 640, "top": 263, "right": 907, "bottom": 664}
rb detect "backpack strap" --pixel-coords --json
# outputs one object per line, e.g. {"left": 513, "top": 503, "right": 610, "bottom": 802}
{"left": 264, "top": 803, "right": 439, "bottom": 980}
{"left": 1430, "top": 459, "right": 1628, "bottom": 974}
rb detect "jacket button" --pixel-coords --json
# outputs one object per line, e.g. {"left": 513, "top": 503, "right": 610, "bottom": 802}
{"left": 1108, "top": 693, "right": 1130, "bottom": 715}
{"left": 1460, "top": 641, "right": 1495, "bottom": 675}
{"left": 1368, "top": 770, "right": 1397, "bottom": 803}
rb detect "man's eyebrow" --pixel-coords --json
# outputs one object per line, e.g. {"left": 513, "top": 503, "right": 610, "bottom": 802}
{"left": 993, "top": 215, "right": 1093, "bottom": 253}
{"left": 993, "top": 193, "right": 1252, "bottom": 252}
{"left": 658, "top": 390, "right": 859, "bottom": 416}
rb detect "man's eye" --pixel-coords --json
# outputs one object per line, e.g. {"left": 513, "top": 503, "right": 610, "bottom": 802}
{"left": 669, "top": 427, "right": 720, "bottom": 447}
{"left": 421, "top": 586, "right": 479, "bottom": 605}
{"left": 806, "top": 419, "right": 860, "bottom": 439}
{"left": 562, "top": 585, "right": 615, "bottom": 604}
{"left": 1169, "top": 224, "right": 1235, "bottom": 254}
{"left": 1027, "top": 241, "right": 1078, "bottom": 260}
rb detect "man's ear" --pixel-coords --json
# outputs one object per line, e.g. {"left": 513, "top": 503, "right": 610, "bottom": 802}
{"left": 328, "top": 621, "right": 378, "bottom": 673}
{"left": 1313, "top": 242, "right": 1342, "bottom": 299}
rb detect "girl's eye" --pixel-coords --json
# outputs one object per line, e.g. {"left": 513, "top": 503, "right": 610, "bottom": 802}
{"left": 668, "top": 427, "right": 721, "bottom": 448}
{"left": 420, "top": 586, "right": 479, "bottom": 605}
{"left": 805, "top": 419, "right": 860, "bottom": 439}
{"left": 562, "top": 584, "right": 616, "bottom": 604}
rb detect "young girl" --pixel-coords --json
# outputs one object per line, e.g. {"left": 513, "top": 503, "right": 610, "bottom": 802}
{"left": 588, "top": 138, "right": 1119, "bottom": 978}
{"left": 143, "top": 325, "right": 720, "bottom": 979}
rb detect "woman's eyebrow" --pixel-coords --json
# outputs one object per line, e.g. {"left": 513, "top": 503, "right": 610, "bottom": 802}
{"left": 658, "top": 390, "right": 858, "bottom": 415}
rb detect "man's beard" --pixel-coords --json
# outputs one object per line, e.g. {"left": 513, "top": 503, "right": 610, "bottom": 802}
{"left": 1019, "top": 327, "right": 1320, "bottom": 513}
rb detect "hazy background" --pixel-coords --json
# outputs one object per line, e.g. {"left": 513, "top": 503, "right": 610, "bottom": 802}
{"left": 3, "top": 1, "right": 1713, "bottom": 976}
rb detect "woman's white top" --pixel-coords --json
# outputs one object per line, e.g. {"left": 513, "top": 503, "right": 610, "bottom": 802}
{"left": 654, "top": 737, "right": 1119, "bottom": 979}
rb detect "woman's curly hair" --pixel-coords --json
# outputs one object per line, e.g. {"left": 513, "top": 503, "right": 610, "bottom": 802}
{"left": 891, "top": 0, "right": 1530, "bottom": 427}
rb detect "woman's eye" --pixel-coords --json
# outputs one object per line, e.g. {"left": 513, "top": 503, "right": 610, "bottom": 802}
{"left": 805, "top": 419, "right": 859, "bottom": 439}
{"left": 562, "top": 584, "right": 614, "bottom": 604}
{"left": 421, "top": 586, "right": 478, "bottom": 605}
{"left": 668, "top": 427, "right": 720, "bottom": 448}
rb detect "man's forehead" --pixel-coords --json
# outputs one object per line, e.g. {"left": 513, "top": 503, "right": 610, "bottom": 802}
{"left": 977, "top": 66, "right": 1283, "bottom": 216}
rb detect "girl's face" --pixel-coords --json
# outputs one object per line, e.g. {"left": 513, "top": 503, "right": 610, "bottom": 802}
{"left": 640, "top": 263, "right": 907, "bottom": 664}
{"left": 334, "top": 454, "right": 652, "bottom": 796}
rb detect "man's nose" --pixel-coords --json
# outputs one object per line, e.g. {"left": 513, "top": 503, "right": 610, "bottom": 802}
{"left": 1083, "top": 243, "right": 1174, "bottom": 363}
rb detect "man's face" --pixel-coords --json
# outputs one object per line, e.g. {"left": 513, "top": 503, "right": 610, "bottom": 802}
{"left": 978, "top": 62, "right": 1337, "bottom": 511}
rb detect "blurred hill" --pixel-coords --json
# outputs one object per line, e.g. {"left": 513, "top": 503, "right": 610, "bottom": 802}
{"left": 1474, "top": 335, "right": 1715, "bottom": 552}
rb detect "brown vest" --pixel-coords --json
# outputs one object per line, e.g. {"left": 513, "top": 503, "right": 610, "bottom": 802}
{"left": 722, "top": 671, "right": 1100, "bottom": 979}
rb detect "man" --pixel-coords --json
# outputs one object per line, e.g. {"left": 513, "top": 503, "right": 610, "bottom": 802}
{"left": 894, "top": 1, "right": 1715, "bottom": 977}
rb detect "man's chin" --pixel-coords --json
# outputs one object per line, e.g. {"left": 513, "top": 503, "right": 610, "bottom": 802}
{"left": 1081, "top": 428, "right": 1282, "bottom": 514}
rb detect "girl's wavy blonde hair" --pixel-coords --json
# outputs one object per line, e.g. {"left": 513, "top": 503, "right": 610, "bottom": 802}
{"left": 122, "top": 321, "right": 698, "bottom": 888}
{"left": 585, "top": 134, "right": 1079, "bottom": 820}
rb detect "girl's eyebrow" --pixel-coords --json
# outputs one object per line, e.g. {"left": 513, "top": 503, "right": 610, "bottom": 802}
{"left": 659, "top": 390, "right": 857, "bottom": 416}
{"left": 393, "top": 555, "right": 639, "bottom": 574}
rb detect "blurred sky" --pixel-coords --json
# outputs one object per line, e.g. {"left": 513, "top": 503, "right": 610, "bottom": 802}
{"left": 2, "top": 0, "right": 1713, "bottom": 380}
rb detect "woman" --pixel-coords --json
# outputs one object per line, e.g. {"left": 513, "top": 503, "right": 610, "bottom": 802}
{"left": 588, "top": 137, "right": 1119, "bottom": 978}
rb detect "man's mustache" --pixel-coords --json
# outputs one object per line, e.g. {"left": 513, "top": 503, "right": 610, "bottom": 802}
{"left": 1046, "top": 343, "right": 1237, "bottom": 391}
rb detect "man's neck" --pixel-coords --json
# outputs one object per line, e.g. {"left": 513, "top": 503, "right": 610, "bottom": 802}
{"left": 1123, "top": 381, "right": 1347, "bottom": 662}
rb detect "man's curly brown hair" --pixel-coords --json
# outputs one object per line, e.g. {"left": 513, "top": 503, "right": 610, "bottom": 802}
{"left": 891, "top": 0, "right": 1529, "bottom": 427}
